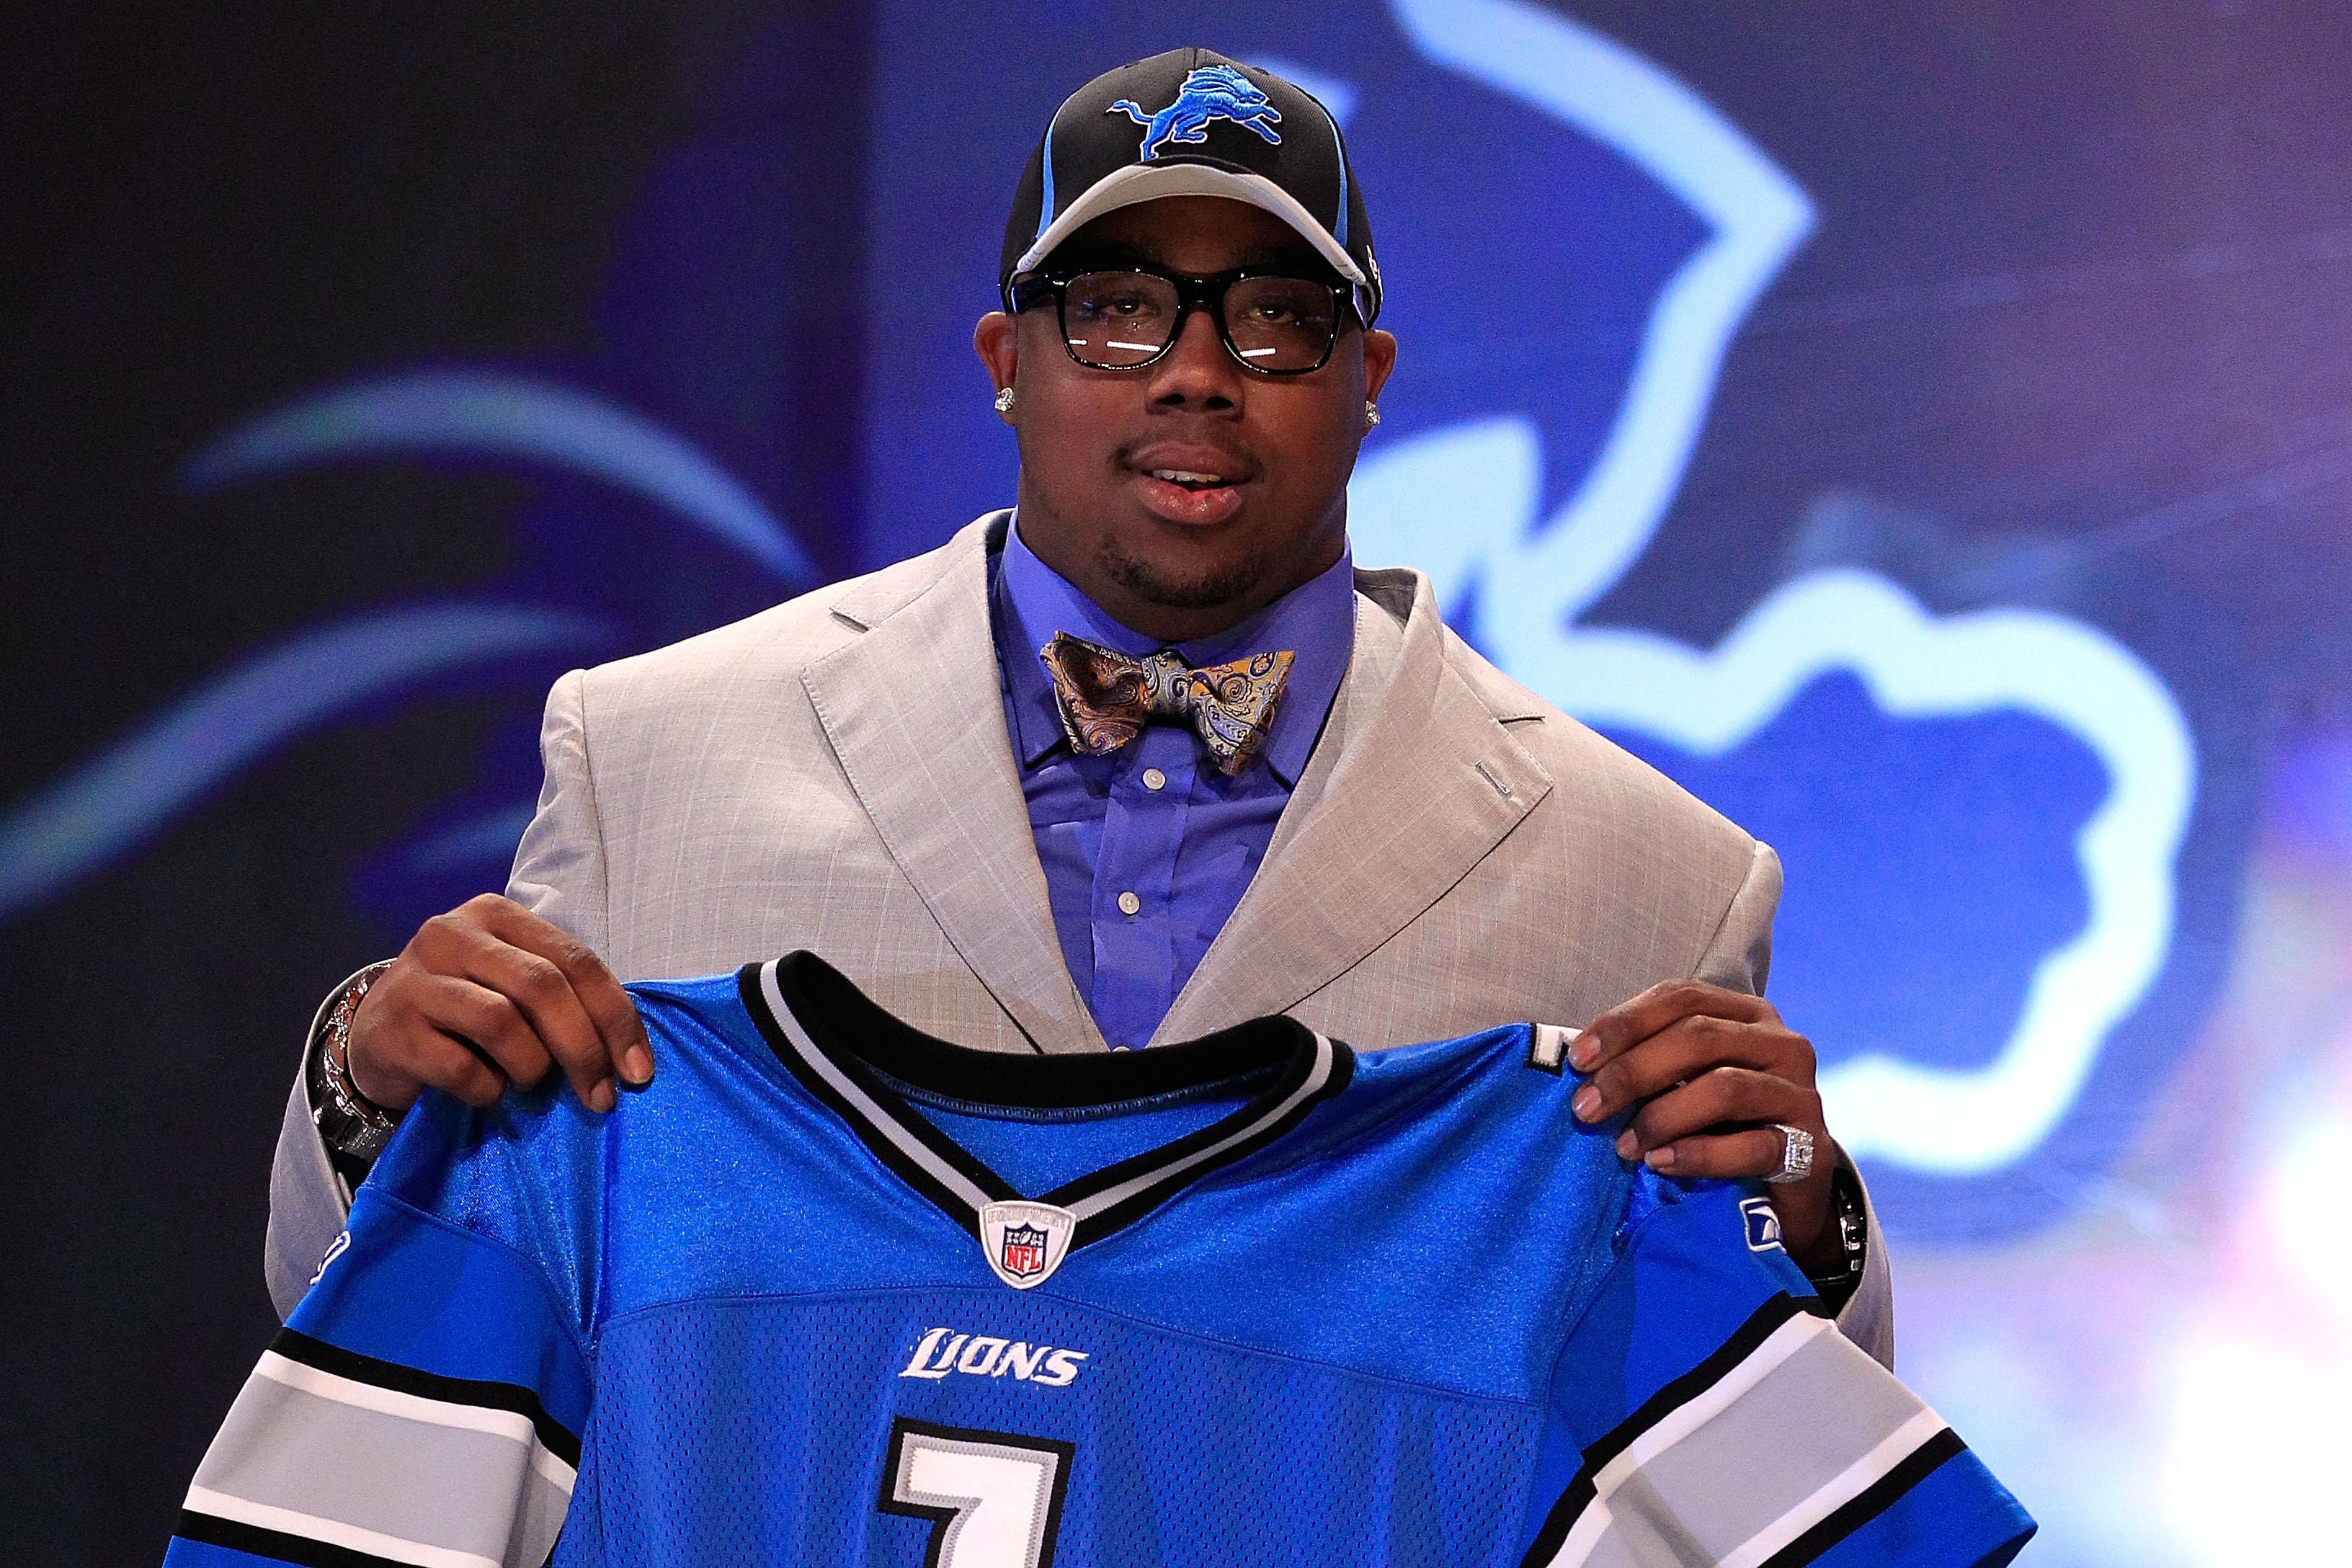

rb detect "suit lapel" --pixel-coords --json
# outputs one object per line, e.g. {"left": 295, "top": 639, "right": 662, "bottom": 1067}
{"left": 1153, "top": 569, "right": 1554, "bottom": 1043}
{"left": 802, "top": 514, "right": 1105, "bottom": 1055}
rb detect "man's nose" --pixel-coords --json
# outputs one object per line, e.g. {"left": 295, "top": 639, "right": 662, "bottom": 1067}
{"left": 1146, "top": 304, "right": 1244, "bottom": 411}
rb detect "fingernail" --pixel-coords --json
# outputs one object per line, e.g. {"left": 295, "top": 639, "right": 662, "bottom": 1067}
{"left": 1568, "top": 1032, "right": 1597, "bottom": 1071}
{"left": 589, "top": 1079, "right": 617, "bottom": 1113}
{"left": 622, "top": 1045, "right": 654, "bottom": 1085}
{"left": 1614, "top": 1129, "right": 1638, "bottom": 1159}
{"left": 1645, "top": 1146, "right": 1676, "bottom": 1171}
{"left": 1572, "top": 1085, "right": 1602, "bottom": 1121}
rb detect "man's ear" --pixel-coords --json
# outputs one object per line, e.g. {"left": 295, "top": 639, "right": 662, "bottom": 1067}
{"left": 1361, "top": 327, "right": 1398, "bottom": 404}
{"left": 974, "top": 312, "right": 1019, "bottom": 422}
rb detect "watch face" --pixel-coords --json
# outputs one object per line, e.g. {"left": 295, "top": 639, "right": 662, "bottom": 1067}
{"left": 341, "top": 1120, "right": 394, "bottom": 1160}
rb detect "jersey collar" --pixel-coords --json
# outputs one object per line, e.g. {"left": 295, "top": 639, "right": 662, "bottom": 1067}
{"left": 738, "top": 953, "right": 1352, "bottom": 1264}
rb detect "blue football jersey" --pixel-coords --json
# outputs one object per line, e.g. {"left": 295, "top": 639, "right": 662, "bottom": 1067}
{"left": 168, "top": 953, "right": 2032, "bottom": 1567}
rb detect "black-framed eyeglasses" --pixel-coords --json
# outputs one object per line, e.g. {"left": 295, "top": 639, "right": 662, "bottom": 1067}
{"left": 1007, "top": 265, "right": 1353, "bottom": 375}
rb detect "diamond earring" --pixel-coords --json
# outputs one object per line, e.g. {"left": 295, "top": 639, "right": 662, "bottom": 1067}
{"left": 1365, "top": 400, "right": 1381, "bottom": 427}
{"left": 994, "top": 387, "right": 1016, "bottom": 414}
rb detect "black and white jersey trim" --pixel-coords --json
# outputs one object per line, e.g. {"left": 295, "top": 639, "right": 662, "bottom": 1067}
{"left": 1756, "top": 1427, "right": 1969, "bottom": 1568}
{"left": 744, "top": 959, "right": 1012, "bottom": 1230}
{"left": 1518, "top": 1293, "right": 1964, "bottom": 1568}
{"left": 172, "top": 1511, "right": 423, "bottom": 1568}
{"left": 1586, "top": 1293, "right": 1824, "bottom": 1484}
{"left": 740, "top": 952, "right": 1353, "bottom": 1252}
{"left": 272, "top": 1327, "right": 581, "bottom": 1467}
{"left": 177, "top": 1327, "right": 578, "bottom": 1568}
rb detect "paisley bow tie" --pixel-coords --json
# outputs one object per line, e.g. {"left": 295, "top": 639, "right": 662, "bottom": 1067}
{"left": 1038, "top": 631, "right": 1296, "bottom": 776}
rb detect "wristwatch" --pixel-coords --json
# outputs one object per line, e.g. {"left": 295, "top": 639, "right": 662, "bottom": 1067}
{"left": 1805, "top": 1162, "right": 1869, "bottom": 1304}
{"left": 306, "top": 961, "right": 400, "bottom": 1163}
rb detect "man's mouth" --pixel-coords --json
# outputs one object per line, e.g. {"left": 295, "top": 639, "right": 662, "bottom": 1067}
{"left": 1128, "top": 455, "right": 1252, "bottom": 525}
{"left": 1146, "top": 468, "right": 1231, "bottom": 491}
{"left": 1123, "top": 443, "right": 1256, "bottom": 524}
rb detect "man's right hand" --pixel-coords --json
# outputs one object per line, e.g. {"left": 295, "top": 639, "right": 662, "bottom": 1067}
{"left": 346, "top": 893, "right": 654, "bottom": 1115}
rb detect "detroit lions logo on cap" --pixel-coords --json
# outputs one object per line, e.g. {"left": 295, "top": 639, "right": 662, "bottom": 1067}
{"left": 1109, "top": 64, "right": 1282, "bottom": 160}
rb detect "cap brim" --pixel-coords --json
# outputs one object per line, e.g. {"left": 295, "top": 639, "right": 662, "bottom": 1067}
{"left": 1012, "top": 160, "right": 1368, "bottom": 290}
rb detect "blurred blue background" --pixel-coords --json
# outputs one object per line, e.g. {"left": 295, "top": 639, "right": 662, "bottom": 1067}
{"left": 5, "top": 1, "right": 2348, "bottom": 1559}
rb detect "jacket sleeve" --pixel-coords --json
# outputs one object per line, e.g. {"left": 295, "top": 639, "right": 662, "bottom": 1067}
{"left": 262, "top": 1030, "right": 351, "bottom": 1319}
{"left": 1696, "top": 839, "right": 1897, "bottom": 1371}
{"left": 263, "top": 669, "right": 610, "bottom": 1319}
{"left": 505, "top": 667, "right": 611, "bottom": 953}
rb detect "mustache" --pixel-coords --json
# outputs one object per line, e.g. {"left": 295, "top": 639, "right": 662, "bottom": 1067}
{"left": 1113, "top": 437, "right": 1264, "bottom": 481}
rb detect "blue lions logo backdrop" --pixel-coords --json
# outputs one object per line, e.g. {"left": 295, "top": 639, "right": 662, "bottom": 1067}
{"left": 0, "top": 0, "right": 2259, "bottom": 1244}
{"left": 855, "top": 0, "right": 2253, "bottom": 1239}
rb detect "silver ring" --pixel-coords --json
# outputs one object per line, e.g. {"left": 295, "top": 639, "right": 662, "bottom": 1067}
{"left": 1764, "top": 1123, "right": 1815, "bottom": 1185}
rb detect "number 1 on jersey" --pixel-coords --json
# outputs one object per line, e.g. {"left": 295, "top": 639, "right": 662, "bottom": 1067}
{"left": 878, "top": 1417, "right": 1075, "bottom": 1567}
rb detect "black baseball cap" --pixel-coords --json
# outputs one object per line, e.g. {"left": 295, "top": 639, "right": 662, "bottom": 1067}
{"left": 999, "top": 47, "right": 1381, "bottom": 323}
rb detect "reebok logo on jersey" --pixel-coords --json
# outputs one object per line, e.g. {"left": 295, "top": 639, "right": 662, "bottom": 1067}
{"left": 1740, "top": 1197, "right": 1784, "bottom": 1252}
{"left": 899, "top": 1326, "right": 1090, "bottom": 1387}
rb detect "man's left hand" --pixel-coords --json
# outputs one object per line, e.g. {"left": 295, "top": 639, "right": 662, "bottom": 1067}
{"left": 1567, "top": 981, "right": 1840, "bottom": 1275}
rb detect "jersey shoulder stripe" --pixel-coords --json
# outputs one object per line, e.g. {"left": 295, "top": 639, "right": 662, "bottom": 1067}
{"left": 1758, "top": 1426, "right": 1968, "bottom": 1568}
{"left": 269, "top": 1326, "right": 582, "bottom": 1469}
{"left": 172, "top": 1193, "right": 588, "bottom": 1568}
{"left": 1519, "top": 1189, "right": 2029, "bottom": 1568}
{"left": 170, "top": 1506, "right": 438, "bottom": 1568}
{"left": 1523, "top": 1290, "right": 1825, "bottom": 1556}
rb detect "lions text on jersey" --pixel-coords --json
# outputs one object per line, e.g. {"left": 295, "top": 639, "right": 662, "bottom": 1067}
{"left": 166, "top": 952, "right": 2032, "bottom": 1567}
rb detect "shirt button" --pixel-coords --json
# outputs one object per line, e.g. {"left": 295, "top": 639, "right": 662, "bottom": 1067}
{"left": 1117, "top": 890, "right": 1141, "bottom": 917}
{"left": 1141, "top": 767, "right": 1167, "bottom": 790}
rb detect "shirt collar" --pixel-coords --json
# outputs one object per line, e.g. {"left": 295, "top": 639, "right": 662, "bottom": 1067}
{"left": 992, "top": 512, "right": 1357, "bottom": 787}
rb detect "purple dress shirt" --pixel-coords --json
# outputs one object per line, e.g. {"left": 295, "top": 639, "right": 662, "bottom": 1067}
{"left": 989, "top": 518, "right": 1357, "bottom": 1049}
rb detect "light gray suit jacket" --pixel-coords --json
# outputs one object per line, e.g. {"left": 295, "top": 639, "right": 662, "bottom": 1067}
{"left": 268, "top": 512, "right": 1892, "bottom": 1361}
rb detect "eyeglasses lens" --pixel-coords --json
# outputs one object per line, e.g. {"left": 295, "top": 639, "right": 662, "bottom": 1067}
{"left": 1063, "top": 273, "right": 1177, "bottom": 366}
{"left": 1224, "top": 277, "right": 1338, "bottom": 370}
{"left": 1060, "top": 272, "right": 1337, "bottom": 372}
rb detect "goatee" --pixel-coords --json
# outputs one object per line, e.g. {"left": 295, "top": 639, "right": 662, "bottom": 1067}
{"left": 1097, "top": 538, "right": 1269, "bottom": 612}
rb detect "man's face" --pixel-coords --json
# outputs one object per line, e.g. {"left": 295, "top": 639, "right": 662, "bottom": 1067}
{"left": 974, "top": 196, "right": 1396, "bottom": 642}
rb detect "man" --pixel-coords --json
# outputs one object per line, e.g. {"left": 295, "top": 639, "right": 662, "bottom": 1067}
{"left": 270, "top": 47, "right": 1890, "bottom": 1360}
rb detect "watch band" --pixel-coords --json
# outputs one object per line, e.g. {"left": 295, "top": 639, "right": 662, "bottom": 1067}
{"left": 307, "top": 961, "right": 399, "bottom": 1162}
{"left": 1806, "top": 1161, "right": 1868, "bottom": 1293}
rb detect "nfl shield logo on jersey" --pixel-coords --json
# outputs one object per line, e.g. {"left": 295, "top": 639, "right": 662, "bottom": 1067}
{"left": 1001, "top": 1224, "right": 1049, "bottom": 1280}
{"left": 977, "top": 1200, "right": 1078, "bottom": 1290}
